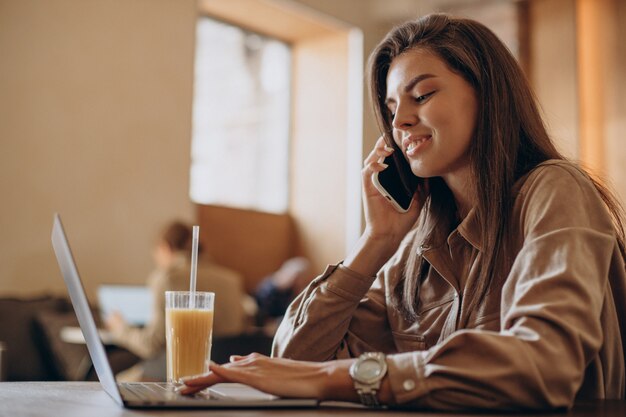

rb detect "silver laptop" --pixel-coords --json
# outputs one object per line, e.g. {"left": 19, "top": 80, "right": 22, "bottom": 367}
{"left": 51, "top": 213, "right": 318, "bottom": 409}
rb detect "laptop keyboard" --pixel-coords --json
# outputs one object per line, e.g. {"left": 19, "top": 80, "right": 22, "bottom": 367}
{"left": 120, "top": 382, "right": 175, "bottom": 401}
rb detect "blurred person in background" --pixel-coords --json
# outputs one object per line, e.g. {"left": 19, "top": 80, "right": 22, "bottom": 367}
{"left": 105, "top": 220, "right": 250, "bottom": 381}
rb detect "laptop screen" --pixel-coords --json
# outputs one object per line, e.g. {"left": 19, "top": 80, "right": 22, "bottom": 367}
{"left": 98, "top": 285, "right": 152, "bottom": 326}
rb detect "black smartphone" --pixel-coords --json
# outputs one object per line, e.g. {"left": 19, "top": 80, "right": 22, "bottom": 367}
{"left": 372, "top": 153, "right": 419, "bottom": 213}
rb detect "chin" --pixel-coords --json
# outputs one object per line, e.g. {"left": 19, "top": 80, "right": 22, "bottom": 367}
{"left": 409, "top": 161, "right": 433, "bottom": 178}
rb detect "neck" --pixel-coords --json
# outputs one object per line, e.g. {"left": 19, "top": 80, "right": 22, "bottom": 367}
{"left": 441, "top": 167, "right": 475, "bottom": 220}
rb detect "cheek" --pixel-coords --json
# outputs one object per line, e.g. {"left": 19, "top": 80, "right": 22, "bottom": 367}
{"left": 430, "top": 102, "right": 474, "bottom": 140}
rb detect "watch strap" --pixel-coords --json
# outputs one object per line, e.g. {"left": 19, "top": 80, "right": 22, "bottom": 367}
{"left": 355, "top": 388, "right": 381, "bottom": 407}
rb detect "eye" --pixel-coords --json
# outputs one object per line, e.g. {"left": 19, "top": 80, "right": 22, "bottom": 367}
{"left": 414, "top": 91, "right": 435, "bottom": 103}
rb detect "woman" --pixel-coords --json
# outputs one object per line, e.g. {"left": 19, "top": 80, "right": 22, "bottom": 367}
{"left": 180, "top": 14, "right": 626, "bottom": 410}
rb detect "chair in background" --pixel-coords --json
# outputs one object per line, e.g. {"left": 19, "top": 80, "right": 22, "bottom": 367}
{"left": 211, "top": 332, "right": 274, "bottom": 364}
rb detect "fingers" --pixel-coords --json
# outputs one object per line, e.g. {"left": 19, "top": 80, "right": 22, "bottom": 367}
{"left": 178, "top": 362, "right": 227, "bottom": 395}
{"left": 364, "top": 136, "right": 395, "bottom": 174}
{"left": 208, "top": 361, "right": 245, "bottom": 382}
{"left": 179, "top": 353, "right": 268, "bottom": 396}
{"left": 180, "top": 359, "right": 256, "bottom": 393}
{"left": 177, "top": 384, "right": 206, "bottom": 396}
{"left": 178, "top": 371, "right": 225, "bottom": 395}
{"left": 229, "top": 352, "right": 263, "bottom": 363}
{"left": 180, "top": 373, "right": 219, "bottom": 387}
{"left": 181, "top": 363, "right": 223, "bottom": 387}
{"left": 202, "top": 354, "right": 268, "bottom": 386}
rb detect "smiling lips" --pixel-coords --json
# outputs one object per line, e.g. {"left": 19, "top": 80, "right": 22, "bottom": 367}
{"left": 404, "top": 135, "right": 432, "bottom": 157}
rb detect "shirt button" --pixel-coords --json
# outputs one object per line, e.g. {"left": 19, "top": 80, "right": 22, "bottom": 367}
{"left": 403, "top": 379, "right": 415, "bottom": 391}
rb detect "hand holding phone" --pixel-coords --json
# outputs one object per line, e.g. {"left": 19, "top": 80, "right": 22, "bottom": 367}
{"left": 372, "top": 153, "right": 419, "bottom": 213}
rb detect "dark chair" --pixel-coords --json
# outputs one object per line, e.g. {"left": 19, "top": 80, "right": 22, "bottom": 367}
{"left": 211, "top": 332, "right": 274, "bottom": 364}
{"left": 0, "top": 296, "right": 72, "bottom": 381}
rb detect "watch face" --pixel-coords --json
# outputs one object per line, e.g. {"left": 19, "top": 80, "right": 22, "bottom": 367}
{"left": 357, "top": 358, "right": 383, "bottom": 382}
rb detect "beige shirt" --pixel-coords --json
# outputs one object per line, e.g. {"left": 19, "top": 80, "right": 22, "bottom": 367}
{"left": 273, "top": 160, "right": 626, "bottom": 410}
{"left": 111, "top": 254, "right": 248, "bottom": 359}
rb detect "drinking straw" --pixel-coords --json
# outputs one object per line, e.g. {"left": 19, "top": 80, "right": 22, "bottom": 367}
{"left": 189, "top": 225, "right": 200, "bottom": 309}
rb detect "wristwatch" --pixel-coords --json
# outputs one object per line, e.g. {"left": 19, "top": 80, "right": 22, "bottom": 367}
{"left": 349, "top": 352, "right": 387, "bottom": 407}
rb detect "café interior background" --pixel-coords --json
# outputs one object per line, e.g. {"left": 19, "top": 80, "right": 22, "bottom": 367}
{"left": 0, "top": 0, "right": 624, "bottom": 299}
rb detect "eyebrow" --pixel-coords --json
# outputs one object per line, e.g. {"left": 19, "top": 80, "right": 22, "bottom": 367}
{"left": 384, "top": 73, "right": 437, "bottom": 105}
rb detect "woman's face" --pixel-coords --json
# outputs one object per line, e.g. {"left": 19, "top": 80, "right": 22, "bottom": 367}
{"left": 385, "top": 47, "right": 478, "bottom": 181}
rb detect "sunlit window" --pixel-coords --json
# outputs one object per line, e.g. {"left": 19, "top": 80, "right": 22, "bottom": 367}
{"left": 190, "top": 17, "right": 291, "bottom": 213}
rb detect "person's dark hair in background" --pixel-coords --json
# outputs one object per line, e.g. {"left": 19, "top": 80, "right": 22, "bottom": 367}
{"left": 160, "top": 221, "right": 203, "bottom": 255}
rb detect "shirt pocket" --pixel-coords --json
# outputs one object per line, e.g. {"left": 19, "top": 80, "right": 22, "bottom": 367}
{"left": 387, "top": 266, "right": 457, "bottom": 350}
{"left": 390, "top": 295, "right": 455, "bottom": 351}
{"left": 416, "top": 296, "right": 455, "bottom": 347}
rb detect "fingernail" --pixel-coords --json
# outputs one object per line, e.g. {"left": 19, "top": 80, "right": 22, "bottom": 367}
{"left": 380, "top": 163, "right": 388, "bottom": 169}
{"left": 377, "top": 156, "right": 385, "bottom": 164}
{"left": 384, "top": 145, "right": 394, "bottom": 152}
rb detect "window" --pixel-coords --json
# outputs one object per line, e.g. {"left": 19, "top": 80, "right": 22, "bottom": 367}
{"left": 190, "top": 17, "right": 291, "bottom": 213}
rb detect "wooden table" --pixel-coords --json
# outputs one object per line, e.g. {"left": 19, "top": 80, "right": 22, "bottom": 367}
{"left": 1, "top": 382, "right": 625, "bottom": 416}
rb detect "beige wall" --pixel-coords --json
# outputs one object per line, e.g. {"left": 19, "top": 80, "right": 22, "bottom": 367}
{"left": 577, "top": 0, "right": 626, "bottom": 205}
{"left": 292, "top": 0, "right": 410, "bottom": 180}
{"left": 528, "top": 0, "right": 626, "bottom": 205}
{"left": 528, "top": 0, "right": 578, "bottom": 159}
{"left": 289, "top": 34, "right": 350, "bottom": 268}
{"left": 0, "top": 0, "right": 197, "bottom": 299}
{"left": 606, "top": 0, "right": 626, "bottom": 205}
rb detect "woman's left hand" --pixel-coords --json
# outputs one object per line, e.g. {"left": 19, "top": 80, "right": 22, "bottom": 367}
{"left": 179, "top": 353, "right": 357, "bottom": 401}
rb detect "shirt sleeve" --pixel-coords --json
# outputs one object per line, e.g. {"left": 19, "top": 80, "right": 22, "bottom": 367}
{"left": 385, "top": 164, "right": 618, "bottom": 410}
{"left": 272, "top": 263, "right": 396, "bottom": 360}
{"left": 109, "top": 270, "right": 167, "bottom": 359}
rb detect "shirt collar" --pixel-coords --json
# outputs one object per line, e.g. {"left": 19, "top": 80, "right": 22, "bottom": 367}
{"left": 417, "top": 205, "right": 482, "bottom": 254}
{"left": 457, "top": 206, "right": 481, "bottom": 251}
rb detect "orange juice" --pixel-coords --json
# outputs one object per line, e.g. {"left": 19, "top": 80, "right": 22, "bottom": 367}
{"left": 165, "top": 308, "right": 214, "bottom": 383}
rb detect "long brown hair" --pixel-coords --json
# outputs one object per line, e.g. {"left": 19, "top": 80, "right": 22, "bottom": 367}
{"left": 368, "top": 13, "right": 626, "bottom": 319}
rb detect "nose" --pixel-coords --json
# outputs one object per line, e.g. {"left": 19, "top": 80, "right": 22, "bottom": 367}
{"left": 391, "top": 101, "right": 417, "bottom": 131}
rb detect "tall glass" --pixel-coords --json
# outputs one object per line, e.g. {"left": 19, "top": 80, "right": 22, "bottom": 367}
{"left": 165, "top": 291, "right": 215, "bottom": 383}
